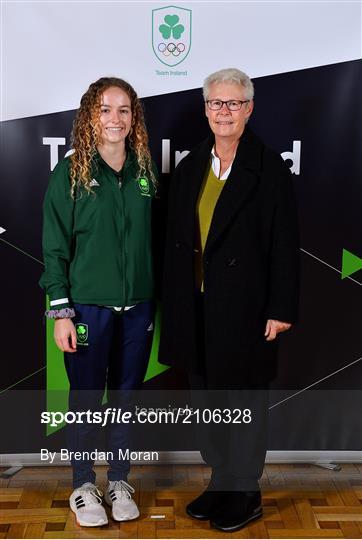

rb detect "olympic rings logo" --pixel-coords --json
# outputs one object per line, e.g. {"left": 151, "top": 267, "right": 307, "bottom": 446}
{"left": 157, "top": 42, "right": 186, "bottom": 57}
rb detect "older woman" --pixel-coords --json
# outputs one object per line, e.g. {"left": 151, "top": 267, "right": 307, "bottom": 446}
{"left": 159, "top": 68, "right": 299, "bottom": 532}
{"left": 40, "top": 77, "right": 156, "bottom": 526}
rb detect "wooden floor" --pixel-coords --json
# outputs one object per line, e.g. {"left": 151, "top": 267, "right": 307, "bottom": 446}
{"left": 0, "top": 464, "right": 361, "bottom": 539}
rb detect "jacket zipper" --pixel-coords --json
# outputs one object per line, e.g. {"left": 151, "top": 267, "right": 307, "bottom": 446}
{"left": 118, "top": 176, "right": 127, "bottom": 306}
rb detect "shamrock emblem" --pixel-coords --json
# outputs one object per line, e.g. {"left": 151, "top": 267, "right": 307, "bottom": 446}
{"left": 159, "top": 15, "right": 184, "bottom": 40}
{"left": 138, "top": 177, "right": 150, "bottom": 195}
{"left": 77, "top": 325, "right": 86, "bottom": 335}
{"left": 75, "top": 323, "right": 88, "bottom": 343}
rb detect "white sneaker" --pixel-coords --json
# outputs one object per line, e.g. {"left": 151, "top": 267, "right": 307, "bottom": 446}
{"left": 105, "top": 480, "right": 140, "bottom": 521}
{"left": 69, "top": 482, "right": 108, "bottom": 527}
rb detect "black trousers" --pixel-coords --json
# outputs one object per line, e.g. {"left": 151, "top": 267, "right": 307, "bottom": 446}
{"left": 188, "top": 294, "right": 269, "bottom": 492}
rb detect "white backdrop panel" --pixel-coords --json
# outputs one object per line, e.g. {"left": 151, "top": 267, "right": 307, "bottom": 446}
{"left": 2, "top": 0, "right": 361, "bottom": 121}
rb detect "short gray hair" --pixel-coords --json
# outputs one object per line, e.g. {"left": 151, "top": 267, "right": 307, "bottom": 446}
{"left": 203, "top": 68, "right": 254, "bottom": 101}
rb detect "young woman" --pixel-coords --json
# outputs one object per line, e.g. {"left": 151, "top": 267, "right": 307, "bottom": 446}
{"left": 40, "top": 77, "right": 157, "bottom": 526}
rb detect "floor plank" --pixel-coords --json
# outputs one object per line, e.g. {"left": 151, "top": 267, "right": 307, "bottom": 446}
{"left": 0, "top": 463, "right": 360, "bottom": 538}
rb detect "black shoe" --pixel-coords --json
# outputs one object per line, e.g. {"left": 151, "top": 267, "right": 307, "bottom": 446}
{"left": 186, "top": 490, "right": 227, "bottom": 520}
{"left": 210, "top": 491, "right": 262, "bottom": 532}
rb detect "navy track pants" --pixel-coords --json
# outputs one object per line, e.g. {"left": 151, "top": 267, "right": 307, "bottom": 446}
{"left": 64, "top": 301, "right": 154, "bottom": 488}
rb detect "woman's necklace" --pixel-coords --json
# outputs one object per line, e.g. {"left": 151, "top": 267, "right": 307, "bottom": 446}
{"left": 112, "top": 151, "right": 127, "bottom": 173}
{"left": 216, "top": 153, "right": 234, "bottom": 178}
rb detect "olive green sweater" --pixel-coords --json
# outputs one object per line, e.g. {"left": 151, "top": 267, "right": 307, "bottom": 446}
{"left": 195, "top": 165, "right": 226, "bottom": 290}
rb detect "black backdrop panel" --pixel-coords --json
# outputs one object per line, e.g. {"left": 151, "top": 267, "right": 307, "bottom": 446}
{"left": 0, "top": 60, "right": 361, "bottom": 453}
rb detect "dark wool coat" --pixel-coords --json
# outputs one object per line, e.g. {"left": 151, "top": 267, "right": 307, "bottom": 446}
{"left": 158, "top": 127, "right": 299, "bottom": 389}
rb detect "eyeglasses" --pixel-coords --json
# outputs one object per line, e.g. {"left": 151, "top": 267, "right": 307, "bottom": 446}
{"left": 206, "top": 99, "right": 250, "bottom": 111}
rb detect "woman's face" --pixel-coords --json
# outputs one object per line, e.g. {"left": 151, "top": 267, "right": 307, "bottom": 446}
{"left": 205, "top": 82, "right": 253, "bottom": 141}
{"left": 98, "top": 86, "right": 133, "bottom": 146}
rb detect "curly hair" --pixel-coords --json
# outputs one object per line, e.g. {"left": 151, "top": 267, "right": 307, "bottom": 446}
{"left": 70, "top": 77, "right": 156, "bottom": 197}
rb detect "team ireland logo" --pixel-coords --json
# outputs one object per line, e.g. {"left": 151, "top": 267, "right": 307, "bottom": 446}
{"left": 75, "top": 323, "right": 88, "bottom": 345}
{"left": 152, "top": 6, "right": 192, "bottom": 67}
{"left": 138, "top": 177, "right": 150, "bottom": 196}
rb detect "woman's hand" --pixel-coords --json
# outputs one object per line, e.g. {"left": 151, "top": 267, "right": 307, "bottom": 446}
{"left": 264, "top": 319, "right": 291, "bottom": 341}
{"left": 54, "top": 319, "right": 77, "bottom": 352}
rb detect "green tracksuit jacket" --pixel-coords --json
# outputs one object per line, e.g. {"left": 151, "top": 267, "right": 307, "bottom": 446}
{"left": 39, "top": 151, "right": 155, "bottom": 310}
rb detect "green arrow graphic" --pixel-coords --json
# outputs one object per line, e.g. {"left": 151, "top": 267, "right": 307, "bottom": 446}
{"left": 144, "top": 308, "right": 170, "bottom": 381}
{"left": 46, "top": 298, "right": 68, "bottom": 436}
{"left": 46, "top": 301, "right": 169, "bottom": 435}
{"left": 341, "top": 249, "right": 362, "bottom": 279}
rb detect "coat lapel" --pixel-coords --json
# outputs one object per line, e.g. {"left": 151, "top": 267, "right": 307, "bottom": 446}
{"left": 177, "top": 136, "right": 213, "bottom": 242}
{"left": 205, "top": 128, "right": 263, "bottom": 254}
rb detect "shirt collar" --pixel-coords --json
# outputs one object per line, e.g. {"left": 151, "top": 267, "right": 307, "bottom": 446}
{"left": 210, "top": 145, "right": 235, "bottom": 180}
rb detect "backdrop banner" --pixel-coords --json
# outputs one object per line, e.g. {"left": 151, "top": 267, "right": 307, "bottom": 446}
{"left": 1, "top": 60, "right": 361, "bottom": 455}
{"left": 1, "top": 0, "right": 361, "bottom": 458}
